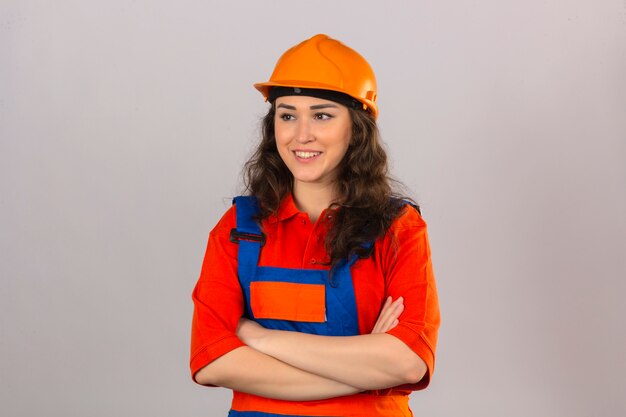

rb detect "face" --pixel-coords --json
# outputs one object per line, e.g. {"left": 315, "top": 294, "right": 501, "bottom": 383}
{"left": 274, "top": 95, "right": 352, "bottom": 189}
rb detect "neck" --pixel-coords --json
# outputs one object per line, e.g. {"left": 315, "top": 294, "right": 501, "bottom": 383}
{"left": 292, "top": 181, "right": 338, "bottom": 223}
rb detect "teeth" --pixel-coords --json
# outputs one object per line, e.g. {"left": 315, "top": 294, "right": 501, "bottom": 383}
{"left": 295, "top": 151, "right": 321, "bottom": 159}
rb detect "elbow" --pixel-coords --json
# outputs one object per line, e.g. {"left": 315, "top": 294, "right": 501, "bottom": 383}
{"left": 193, "top": 346, "right": 248, "bottom": 387}
{"left": 194, "top": 364, "right": 221, "bottom": 386}
{"left": 384, "top": 336, "right": 429, "bottom": 387}
{"left": 401, "top": 356, "right": 428, "bottom": 385}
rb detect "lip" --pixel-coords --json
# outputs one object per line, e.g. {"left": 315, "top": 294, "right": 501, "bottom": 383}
{"left": 292, "top": 149, "right": 323, "bottom": 162}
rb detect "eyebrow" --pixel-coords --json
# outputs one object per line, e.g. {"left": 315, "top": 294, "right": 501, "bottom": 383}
{"left": 310, "top": 104, "right": 338, "bottom": 110}
{"left": 276, "top": 103, "right": 339, "bottom": 110}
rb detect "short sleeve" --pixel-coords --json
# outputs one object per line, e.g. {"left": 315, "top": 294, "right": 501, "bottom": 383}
{"left": 189, "top": 206, "right": 246, "bottom": 383}
{"left": 382, "top": 207, "right": 440, "bottom": 390}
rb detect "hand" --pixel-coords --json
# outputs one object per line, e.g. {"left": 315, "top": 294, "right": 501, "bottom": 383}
{"left": 371, "top": 296, "right": 404, "bottom": 334}
{"left": 236, "top": 317, "right": 268, "bottom": 350}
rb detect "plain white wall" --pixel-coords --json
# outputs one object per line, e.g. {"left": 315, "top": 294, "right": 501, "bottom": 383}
{"left": 1, "top": 1, "right": 625, "bottom": 416}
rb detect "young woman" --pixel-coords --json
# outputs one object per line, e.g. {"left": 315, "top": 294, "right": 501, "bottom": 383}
{"left": 190, "top": 34, "right": 440, "bottom": 417}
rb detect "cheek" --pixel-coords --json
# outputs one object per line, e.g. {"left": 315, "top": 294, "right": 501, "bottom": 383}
{"left": 341, "top": 127, "right": 352, "bottom": 152}
{"left": 274, "top": 125, "right": 292, "bottom": 147}
{"left": 274, "top": 132, "right": 291, "bottom": 161}
{"left": 340, "top": 120, "right": 352, "bottom": 146}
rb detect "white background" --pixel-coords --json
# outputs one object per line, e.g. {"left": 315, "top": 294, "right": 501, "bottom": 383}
{"left": 2, "top": 1, "right": 625, "bottom": 416}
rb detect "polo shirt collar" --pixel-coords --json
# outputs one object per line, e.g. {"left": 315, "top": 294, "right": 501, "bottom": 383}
{"left": 267, "top": 193, "right": 339, "bottom": 224}
{"left": 267, "top": 193, "right": 300, "bottom": 224}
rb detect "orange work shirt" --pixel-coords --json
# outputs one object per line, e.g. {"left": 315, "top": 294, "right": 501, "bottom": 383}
{"left": 190, "top": 194, "right": 440, "bottom": 416}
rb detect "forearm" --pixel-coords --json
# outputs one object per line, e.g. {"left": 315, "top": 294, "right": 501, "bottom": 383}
{"left": 194, "top": 346, "right": 362, "bottom": 401}
{"left": 250, "top": 331, "right": 426, "bottom": 390}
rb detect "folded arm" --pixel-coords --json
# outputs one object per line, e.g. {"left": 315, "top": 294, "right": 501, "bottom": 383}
{"left": 237, "top": 297, "right": 427, "bottom": 391}
{"left": 194, "top": 345, "right": 362, "bottom": 401}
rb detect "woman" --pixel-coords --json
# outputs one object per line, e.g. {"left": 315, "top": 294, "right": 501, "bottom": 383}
{"left": 190, "top": 34, "right": 440, "bottom": 417}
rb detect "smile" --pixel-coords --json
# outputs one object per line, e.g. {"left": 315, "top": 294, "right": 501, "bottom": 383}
{"left": 294, "top": 151, "right": 321, "bottom": 159}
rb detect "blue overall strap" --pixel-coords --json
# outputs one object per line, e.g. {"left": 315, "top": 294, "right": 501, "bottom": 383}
{"left": 231, "top": 196, "right": 264, "bottom": 282}
{"left": 327, "top": 241, "right": 374, "bottom": 285}
{"left": 325, "top": 258, "right": 360, "bottom": 336}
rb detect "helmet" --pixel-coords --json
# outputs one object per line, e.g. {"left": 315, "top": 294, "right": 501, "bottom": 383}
{"left": 254, "top": 34, "right": 379, "bottom": 118}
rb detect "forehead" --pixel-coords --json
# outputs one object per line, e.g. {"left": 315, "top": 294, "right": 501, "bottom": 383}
{"left": 275, "top": 95, "right": 346, "bottom": 110}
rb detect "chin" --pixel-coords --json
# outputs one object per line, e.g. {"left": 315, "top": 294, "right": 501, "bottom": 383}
{"left": 293, "top": 176, "right": 322, "bottom": 184}
{"left": 290, "top": 170, "right": 320, "bottom": 182}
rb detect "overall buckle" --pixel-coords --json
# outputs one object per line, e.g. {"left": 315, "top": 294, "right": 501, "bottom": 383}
{"left": 230, "top": 229, "right": 266, "bottom": 246}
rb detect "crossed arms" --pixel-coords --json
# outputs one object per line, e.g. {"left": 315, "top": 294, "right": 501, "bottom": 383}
{"left": 194, "top": 296, "right": 427, "bottom": 401}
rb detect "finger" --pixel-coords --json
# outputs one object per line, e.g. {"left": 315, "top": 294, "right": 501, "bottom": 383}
{"left": 389, "top": 318, "right": 399, "bottom": 331}
{"left": 380, "top": 297, "right": 403, "bottom": 323}
{"left": 372, "top": 297, "right": 393, "bottom": 331}
{"left": 382, "top": 296, "right": 392, "bottom": 311}
{"left": 377, "top": 297, "right": 395, "bottom": 325}
{"left": 380, "top": 298, "right": 404, "bottom": 331}
{"left": 375, "top": 297, "right": 395, "bottom": 323}
{"left": 372, "top": 297, "right": 405, "bottom": 333}
{"left": 381, "top": 297, "right": 402, "bottom": 319}
{"left": 380, "top": 306, "right": 403, "bottom": 333}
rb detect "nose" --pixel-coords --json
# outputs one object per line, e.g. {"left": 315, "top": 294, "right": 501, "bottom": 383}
{"left": 295, "top": 119, "right": 314, "bottom": 144}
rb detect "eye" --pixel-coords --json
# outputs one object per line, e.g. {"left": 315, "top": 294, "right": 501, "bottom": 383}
{"left": 278, "top": 113, "right": 295, "bottom": 121}
{"left": 314, "top": 112, "right": 333, "bottom": 120}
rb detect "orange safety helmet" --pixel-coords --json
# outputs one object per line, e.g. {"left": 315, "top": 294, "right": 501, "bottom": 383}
{"left": 254, "top": 34, "right": 379, "bottom": 118}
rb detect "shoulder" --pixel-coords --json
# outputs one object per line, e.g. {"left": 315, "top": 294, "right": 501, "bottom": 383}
{"left": 388, "top": 203, "right": 427, "bottom": 233}
{"left": 209, "top": 195, "right": 270, "bottom": 237}
{"left": 374, "top": 203, "right": 429, "bottom": 257}
{"left": 373, "top": 203, "right": 433, "bottom": 274}
{"left": 209, "top": 203, "right": 237, "bottom": 238}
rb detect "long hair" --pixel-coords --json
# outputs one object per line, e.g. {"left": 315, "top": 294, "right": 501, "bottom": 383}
{"left": 243, "top": 104, "right": 417, "bottom": 270}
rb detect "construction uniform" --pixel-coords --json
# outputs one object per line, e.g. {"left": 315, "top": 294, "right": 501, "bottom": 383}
{"left": 190, "top": 194, "right": 440, "bottom": 417}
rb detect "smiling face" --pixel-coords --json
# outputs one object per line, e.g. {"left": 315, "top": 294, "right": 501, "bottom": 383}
{"left": 274, "top": 95, "right": 352, "bottom": 191}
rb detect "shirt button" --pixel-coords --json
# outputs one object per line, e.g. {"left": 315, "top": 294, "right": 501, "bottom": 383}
{"left": 310, "top": 258, "right": 317, "bottom": 264}
{"left": 301, "top": 219, "right": 307, "bottom": 225}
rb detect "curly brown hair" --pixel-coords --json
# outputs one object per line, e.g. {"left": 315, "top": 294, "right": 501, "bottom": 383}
{"left": 243, "top": 103, "right": 417, "bottom": 271}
